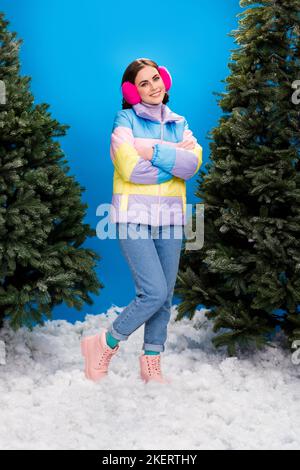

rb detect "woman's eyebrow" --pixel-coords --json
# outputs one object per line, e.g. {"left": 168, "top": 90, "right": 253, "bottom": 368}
{"left": 138, "top": 74, "right": 159, "bottom": 85}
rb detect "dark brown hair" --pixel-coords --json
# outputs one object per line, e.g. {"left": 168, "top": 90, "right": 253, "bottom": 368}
{"left": 120, "top": 58, "right": 170, "bottom": 109}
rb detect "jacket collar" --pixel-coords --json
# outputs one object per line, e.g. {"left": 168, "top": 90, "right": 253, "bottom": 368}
{"left": 132, "top": 101, "right": 184, "bottom": 124}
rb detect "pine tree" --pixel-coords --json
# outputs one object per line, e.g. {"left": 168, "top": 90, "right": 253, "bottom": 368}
{"left": 0, "top": 12, "right": 104, "bottom": 329}
{"left": 174, "top": 0, "right": 300, "bottom": 356}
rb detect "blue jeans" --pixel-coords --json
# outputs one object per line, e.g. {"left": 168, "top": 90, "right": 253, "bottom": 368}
{"left": 107, "top": 223, "right": 184, "bottom": 352}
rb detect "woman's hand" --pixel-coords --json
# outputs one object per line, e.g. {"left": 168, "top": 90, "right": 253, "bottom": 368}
{"left": 176, "top": 139, "right": 196, "bottom": 150}
{"left": 134, "top": 144, "right": 154, "bottom": 161}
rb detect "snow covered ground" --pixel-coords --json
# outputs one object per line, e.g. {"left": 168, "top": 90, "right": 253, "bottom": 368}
{"left": 0, "top": 306, "right": 299, "bottom": 450}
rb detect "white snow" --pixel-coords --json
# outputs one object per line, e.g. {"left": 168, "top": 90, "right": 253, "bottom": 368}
{"left": 0, "top": 306, "right": 299, "bottom": 450}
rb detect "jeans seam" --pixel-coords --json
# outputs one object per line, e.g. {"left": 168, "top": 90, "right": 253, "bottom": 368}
{"left": 117, "top": 224, "right": 154, "bottom": 329}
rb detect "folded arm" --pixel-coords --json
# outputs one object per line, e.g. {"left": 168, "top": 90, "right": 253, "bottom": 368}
{"left": 151, "top": 118, "right": 202, "bottom": 181}
{"left": 110, "top": 110, "right": 174, "bottom": 184}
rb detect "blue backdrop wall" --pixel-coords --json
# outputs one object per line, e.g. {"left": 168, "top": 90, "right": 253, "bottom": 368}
{"left": 0, "top": 0, "right": 242, "bottom": 323}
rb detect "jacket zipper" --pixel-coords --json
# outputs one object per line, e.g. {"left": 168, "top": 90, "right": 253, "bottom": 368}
{"left": 157, "top": 121, "right": 164, "bottom": 226}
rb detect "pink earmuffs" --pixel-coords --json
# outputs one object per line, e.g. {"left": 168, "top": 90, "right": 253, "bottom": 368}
{"left": 121, "top": 65, "right": 172, "bottom": 105}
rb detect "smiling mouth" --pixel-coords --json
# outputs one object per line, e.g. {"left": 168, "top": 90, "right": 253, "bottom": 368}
{"left": 150, "top": 91, "right": 161, "bottom": 96}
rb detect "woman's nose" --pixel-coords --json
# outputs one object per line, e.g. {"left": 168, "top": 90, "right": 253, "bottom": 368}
{"left": 150, "top": 86, "right": 159, "bottom": 93}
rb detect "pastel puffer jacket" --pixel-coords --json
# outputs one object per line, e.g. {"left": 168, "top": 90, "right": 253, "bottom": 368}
{"left": 109, "top": 100, "right": 202, "bottom": 226}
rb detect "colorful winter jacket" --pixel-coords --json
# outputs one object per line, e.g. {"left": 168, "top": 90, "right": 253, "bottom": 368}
{"left": 109, "top": 100, "right": 202, "bottom": 226}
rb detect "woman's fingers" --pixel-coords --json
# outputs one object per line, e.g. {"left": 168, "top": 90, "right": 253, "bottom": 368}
{"left": 177, "top": 140, "right": 196, "bottom": 149}
{"left": 178, "top": 140, "right": 194, "bottom": 148}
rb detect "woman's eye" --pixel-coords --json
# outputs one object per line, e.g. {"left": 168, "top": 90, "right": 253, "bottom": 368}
{"left": 141, "top": 77, "right": 160, "bottom": 87}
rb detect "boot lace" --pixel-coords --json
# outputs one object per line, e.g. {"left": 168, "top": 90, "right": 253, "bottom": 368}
{"left": 146, "top": 355, "right": 162, "bottom": 376}
{"left": 98, "top": 345, "right": 117, "bottom": 369}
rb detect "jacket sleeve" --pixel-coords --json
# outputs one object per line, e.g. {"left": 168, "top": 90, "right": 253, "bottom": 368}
{"left": 110, "top": 110, "right": 174, "bottom": 184}
{"left": 151, "top": 118, "right": 202, "bottom": 181}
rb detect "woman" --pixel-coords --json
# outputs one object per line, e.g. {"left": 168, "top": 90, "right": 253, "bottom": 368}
{"left": 81, "top": 58, "right": 202, "bottom": 384}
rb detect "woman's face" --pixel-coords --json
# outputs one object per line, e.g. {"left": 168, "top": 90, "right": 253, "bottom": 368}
{"left": 134, "top": 66, "right": 166, "bottom": 104}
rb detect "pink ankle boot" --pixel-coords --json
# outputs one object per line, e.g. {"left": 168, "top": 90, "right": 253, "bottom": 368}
{"left": 80, "top": 328, "right": 120, "bottom": 382}
{"left": 139, "top": 353, "right": 171, "bottom": 384}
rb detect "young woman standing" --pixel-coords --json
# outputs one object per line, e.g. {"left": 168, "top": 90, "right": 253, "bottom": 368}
{"left": 81, "top": 58, "right": 202, "bottom": 384}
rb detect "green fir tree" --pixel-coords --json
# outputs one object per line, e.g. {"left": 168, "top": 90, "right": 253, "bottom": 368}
{"left": 174, "top": 0, "right": 300, "bottom": 356}
{"left": 0, "top": 12, "right": 104, "bottom": 329}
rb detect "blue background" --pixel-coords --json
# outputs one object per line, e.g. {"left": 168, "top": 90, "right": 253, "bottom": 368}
{"left": 0, "top": 0, "right": 242, "bottom": 323}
